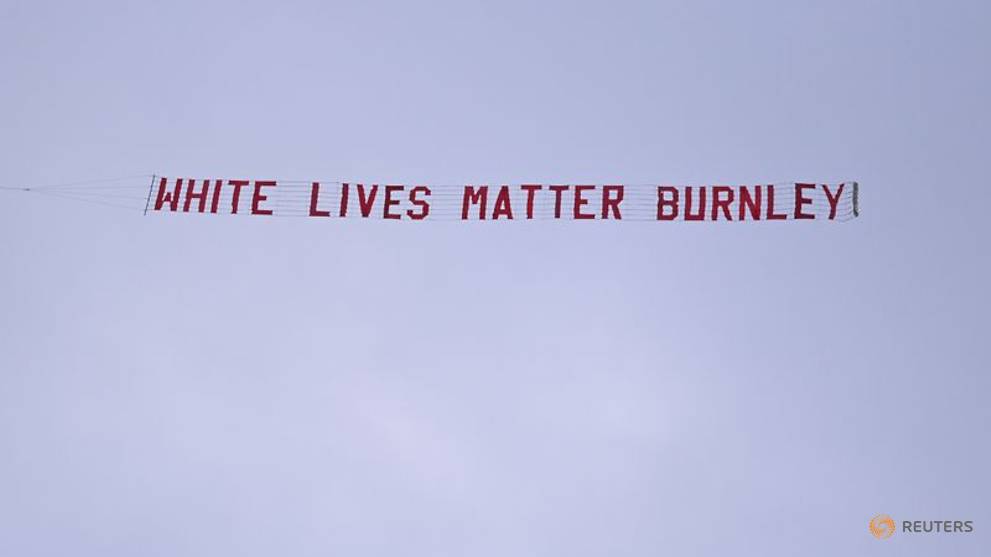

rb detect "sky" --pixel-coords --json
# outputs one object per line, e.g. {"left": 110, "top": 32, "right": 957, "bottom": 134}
{"left": 1, "top": 0, "right": 989, "bottom": 555}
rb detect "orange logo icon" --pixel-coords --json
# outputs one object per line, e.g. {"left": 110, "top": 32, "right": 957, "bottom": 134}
{"left": 870, "top": 514, "right": 896, "bottom": 539}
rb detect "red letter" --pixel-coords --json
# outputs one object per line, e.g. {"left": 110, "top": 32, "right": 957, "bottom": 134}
{"left": 153, "top": 177, "right": 181, "bottom": 212}
{"left": 309, "top": 182, "right": 330, "bottom": 217}
{"left": 209, "top": 179, "right": 224, "bottom": 213}
{"left": 339, "top": 183, "right": 349, "bottom": 217}
{"left": 794, "top": 183, "right": 815, "bottom": 220}
{"left": 711, "top": 186, "right": 734, "bottom": 221}
{"left": 822, "top": 183, "right": 845, "bottom": 220}
{"left": 492, "top": 185, "right": 514, "bottom": 220}
{"left": 228, "top": 179, "right": 249, "bottom": 214}
{"left": 573, "top": 185, "right": 595, "bottom": 219}
{"left": 183, "top": 179, "right": 209, "bottom": 213}
{"left": 251, "top": 180, "right": 275, "bottom": 215}
{"left": 738, "top": 185, "right": 762, "bottom": 220}
{"left": 407, "top": 186, "right": 431, "bottom": 220}
{"left": 766, "top": 185, "right": 787, "bottom": 220}
{"left": 656, "top": 186, "right": 679, "bottom": 220}
{"left": 602, "top": 185, "right": 623, "bottom": 219}
{"left": 383, "top": 185, "right": 404, "bottom": 219}
{"left": 357, "top": 184, "right": 378, "bottom": 217}
{"left": 461, "top": 186, "right": 488, "bottom": 220}
{"left": 549, "top": 185, "right": 569, "bottom": 218}
{"left": 521, "top": 184, "right": 542, "bottom": 219}
{"left": 684, "top": 186, "right": 706, "bottom": 221}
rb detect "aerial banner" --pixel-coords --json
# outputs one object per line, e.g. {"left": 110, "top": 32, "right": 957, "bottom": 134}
{"left": 146, "top": 178, "right": 859, "bottom": 222}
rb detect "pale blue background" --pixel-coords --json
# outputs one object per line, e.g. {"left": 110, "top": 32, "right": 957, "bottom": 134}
{"left": 1, "top": 1, "right": 988, "bottom": 555}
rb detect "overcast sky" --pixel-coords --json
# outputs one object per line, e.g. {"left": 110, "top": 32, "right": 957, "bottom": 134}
{"left": 1, "top": 1, "right": 989, "bottom": 555}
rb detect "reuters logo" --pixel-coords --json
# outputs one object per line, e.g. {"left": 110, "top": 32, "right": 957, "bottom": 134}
{"left": 870, "top": 514, "right": 896, "bottom": 539}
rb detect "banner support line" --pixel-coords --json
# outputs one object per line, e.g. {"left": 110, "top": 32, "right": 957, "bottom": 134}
{"left": 852, "top": 181, "right": 860, "bottom": 217}
{"left": 143, "top": 174, "right": 156, "bottom": 216}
